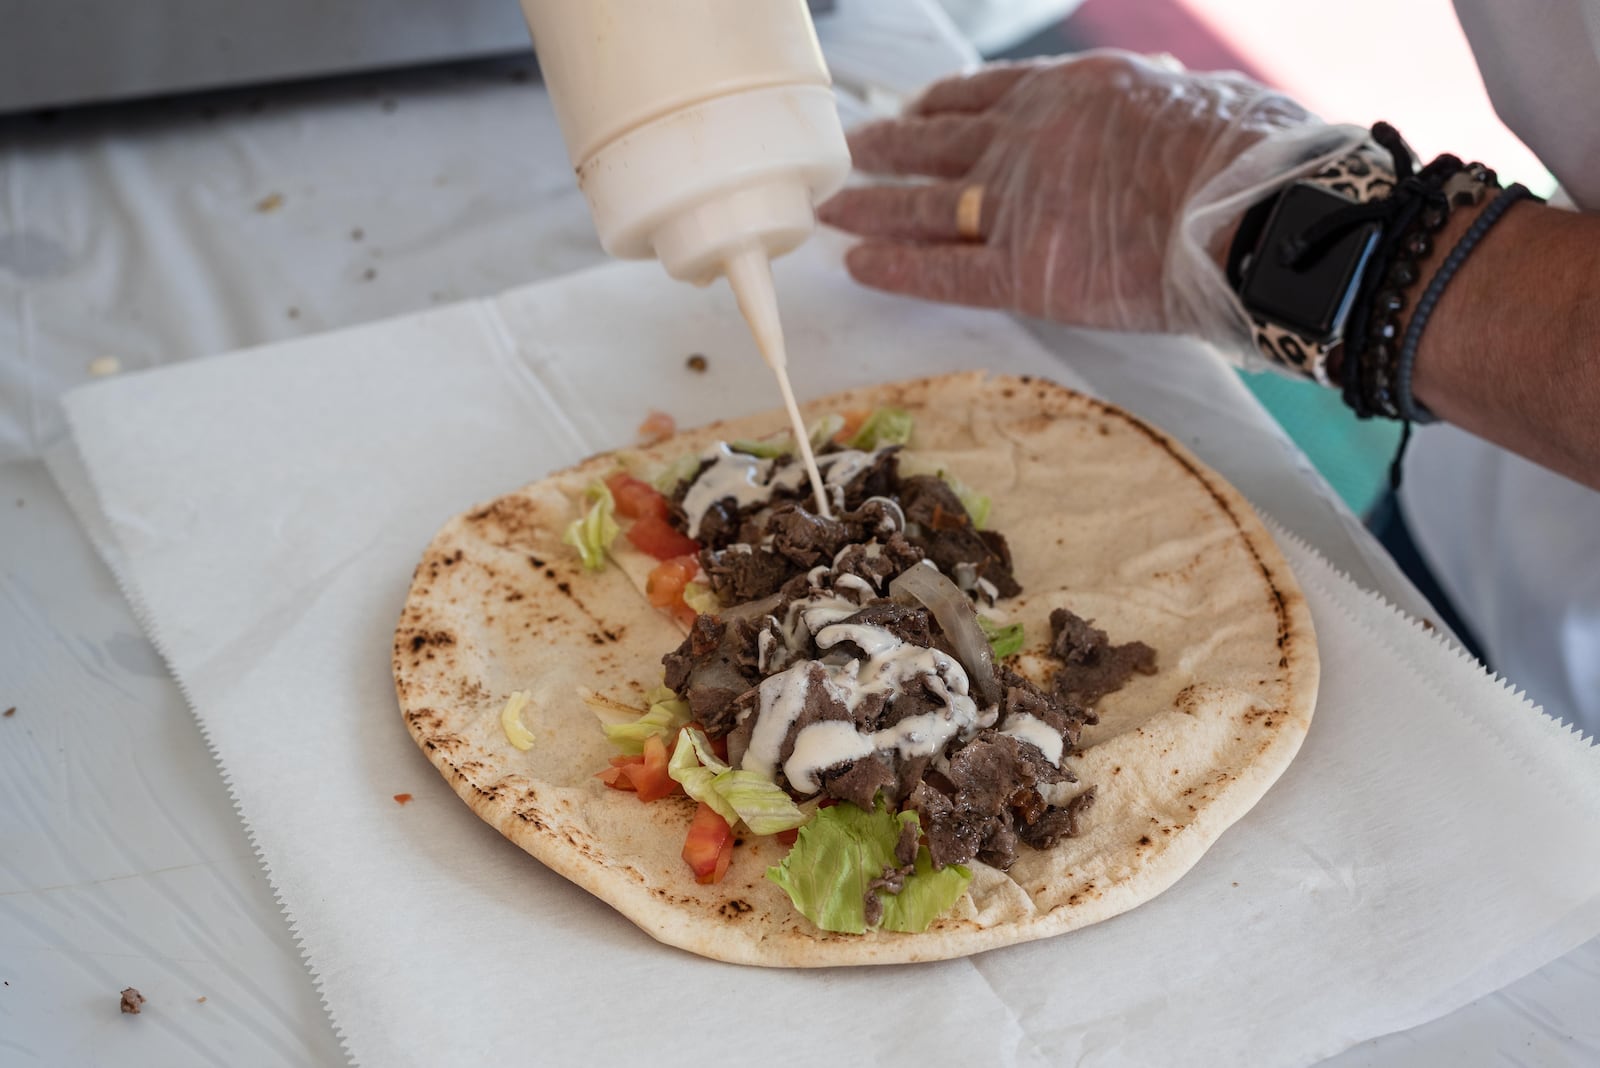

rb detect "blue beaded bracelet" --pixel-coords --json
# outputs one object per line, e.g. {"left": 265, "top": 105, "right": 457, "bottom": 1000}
{"left": 1393, "top": 182, "right": 1534, "bottom": 423}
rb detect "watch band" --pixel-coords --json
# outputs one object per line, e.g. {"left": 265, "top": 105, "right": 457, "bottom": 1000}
{"left": 1243, "top": 144, "right": 1397, "bottom": 385}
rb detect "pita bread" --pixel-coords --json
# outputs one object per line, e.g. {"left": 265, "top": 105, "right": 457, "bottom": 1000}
{"left": 392, "top": 372, "right": 1317, "bottom": 966}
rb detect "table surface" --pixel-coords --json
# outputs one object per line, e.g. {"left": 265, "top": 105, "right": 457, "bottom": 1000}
{"left": 2, "top": 4, "right": 1596, "bottom": 1064}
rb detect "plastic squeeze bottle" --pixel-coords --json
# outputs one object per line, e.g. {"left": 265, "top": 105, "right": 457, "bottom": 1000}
{"left": 519, "top": 0, "right": 851, "bottom": 514}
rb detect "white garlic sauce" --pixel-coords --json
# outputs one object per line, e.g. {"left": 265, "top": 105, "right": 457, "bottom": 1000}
{"left": 678, "top": 444, "right": 893, "bottom": 540}
{"left": 998, "top": 712, "right": 1064, "bottom": 767}
{"left": 681, "top": 444, "right": 807, "bottom": 538}
{"left": 741, "top": 602, "right": 991, "bottom": 795}
{"left": 833, "top": 573, "right": 876, "bottom": 600}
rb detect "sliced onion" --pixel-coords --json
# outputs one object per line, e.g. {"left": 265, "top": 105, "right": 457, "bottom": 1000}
{"left": 720, "top": 591, "right": 784, "bottom": 622}
{"left": 889, "top": 563, "right": 1000, "bottom": 707}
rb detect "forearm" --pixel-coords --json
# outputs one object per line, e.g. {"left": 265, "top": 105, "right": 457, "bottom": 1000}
{"left": 1407, "top": 201, "right": 1600, "bottom": 489}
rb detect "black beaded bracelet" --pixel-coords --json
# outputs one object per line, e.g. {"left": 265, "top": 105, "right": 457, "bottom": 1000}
{"left": 1344, "top": 160, "right": 1499, "bottom": 420}
{"left": 1393, "top": 182, "right": 1535, "bottom": 423}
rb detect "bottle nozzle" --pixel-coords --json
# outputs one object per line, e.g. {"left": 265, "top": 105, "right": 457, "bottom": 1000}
{"left": 723, "top": 246, "right": 787, "bottom": 371}
{"left": 722, "top": 245, "right": 831, "bottom": 518}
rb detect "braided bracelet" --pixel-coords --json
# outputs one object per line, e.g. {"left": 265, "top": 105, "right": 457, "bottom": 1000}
{"left": 1392, "top": 182, "right": 1534, "bottom": 423}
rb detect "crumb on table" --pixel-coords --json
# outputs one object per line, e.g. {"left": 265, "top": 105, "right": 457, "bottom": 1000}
{"left": 120, "top": 987, "right": 145, "bottom": 1014}
{"left": 686, "top": 353, "right": 708, "bottom": 373}
{"left": 393, "top": 793, "right": 413, "bottom": 805}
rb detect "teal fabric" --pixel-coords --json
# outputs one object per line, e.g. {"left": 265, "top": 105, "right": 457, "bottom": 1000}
{"left": 1239, "top": 369, "right": 1402, "bottom": 515}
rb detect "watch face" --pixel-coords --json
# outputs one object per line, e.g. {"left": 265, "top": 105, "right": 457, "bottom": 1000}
{"left": 1236, "top": 183, "right": 1381, "bottom": 347}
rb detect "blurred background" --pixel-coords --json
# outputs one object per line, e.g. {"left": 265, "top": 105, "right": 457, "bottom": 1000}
{"left": 1, "top": 0, "right": 1544, "bottom": 514}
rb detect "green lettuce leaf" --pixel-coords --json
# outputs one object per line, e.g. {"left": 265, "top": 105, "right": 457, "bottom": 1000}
{"left": 894, "top": 455, "right": 990, "bottom": 529}
{"left": 667, "top": 729, "right": 807, "bottom": 834}
{"left": 845, "top": 406, "right": 914, "bottom": 450}
{"left": 728, "top": 435, "right": 790, "bottom": 459}
{"left": 602, "top": 695, "right": 691, "bottom": 755}
{"left": 977, "top": 615, "right": 1025, "bottom": 658}
{"left": 714, "top": 770, "right": 808, "bottom": 835}
{"left": 561, "top": 481, "right": 618, "bottom": 572}
{"left": 952, "top": 482, "right": 992, "bottom": 529}
{"left": 877, "top": 847, "right": 972, "bottom": 934}
{"left": 681, "top": 581, "right": 720, "bottom": 616}
{"left": 807, "top": 413, "right": 845, "bottom": 451}
{"left": 667, "top": 728, "right": 740, "bottom": 826}
{"left": 651, "top": 453, "right": 705, "bottom": 496}
{"left": 766, "top": 800, "right": 971, "bottom": 934}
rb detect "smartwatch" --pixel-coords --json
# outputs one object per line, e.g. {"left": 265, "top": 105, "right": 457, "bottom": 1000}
{"left": 1227, "top": 146, "right": 1396, "bottom": 382}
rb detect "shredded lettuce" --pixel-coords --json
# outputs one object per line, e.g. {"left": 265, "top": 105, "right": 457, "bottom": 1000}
{"left": 667, "top": 728, "right": 740, "bottom": 826}
{"left": 728, "top": 434, "right": 790, "bottom": 458}
{"left": 952, "top": 481, "right": 992, "bottom": 529}
{"left": 602, "top": 694, "right": 691, "bottom": 755}
{"left": 767, "top": 799, "right": 971, "bottom": 934}
{"left": 895, "top": 456, "right": 991, "bottom": 529}
{"left": 714, "top": 770, "right": 809, "bottom": 835}
{"left": 562, "top": 481, "right": 618, "bottom": 571}
{"left": 682, "top": 581, "right": 720, "bottom": 616}
{"left": 651, "top": 453, "right": 704, "bottom": 496}
{"left": 498, "top": 691, "right": 535, "bottom": 751}
{"left": 807, "top": 413, "right": 845, "bottom": 451}
{"left": 977, "top": 615, "right": 1025, "bottom": 658}
{"left": 845, "top": 406, "right": 914, "bottom": 450}
{"left": 667, "top": 728, "right": 808, "bottom": 835}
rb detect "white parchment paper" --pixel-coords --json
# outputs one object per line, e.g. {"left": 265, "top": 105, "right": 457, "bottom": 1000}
{"left": 56, "top": 239, "right": 1600, "bottom": 1066}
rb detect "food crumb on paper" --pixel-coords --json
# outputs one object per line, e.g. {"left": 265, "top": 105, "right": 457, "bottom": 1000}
{"left": 88, "top": 356, "right": 121, "bottom": 377}
{"left": 1232, "top": 881, "right": 1239, "bottom": 887}
{"left": 120, "top": 987, "right": 145, "bottom": 1014}
{"left": 393, "top": 793, "right": 413, "bottom": 805}
{"left": 686, "top": 353, "right": 708, "bottom": 373}
{"left": 4, "top": 707, "right": 14, "bottom": 718}
{"left": 637, "top": 409, "right": 677, "bottom": 446}
{"left": 196, "top": 996, "right": 207, "bottom": 1004}
{"left": 255, "top": 192, "right": 284, "bottom": 213}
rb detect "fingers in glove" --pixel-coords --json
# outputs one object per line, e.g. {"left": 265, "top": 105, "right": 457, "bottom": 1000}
{"left": 844, "top": 242, "right": 1011, "bottom": 309}
{"left": 846, "top": 114, "right": 999, "bottom": 179}
{"left": 818, "top": 182, "right": 993, "bottom": 243}
{"left": 910, "top": 63, "right": 1034, "bottom": 116}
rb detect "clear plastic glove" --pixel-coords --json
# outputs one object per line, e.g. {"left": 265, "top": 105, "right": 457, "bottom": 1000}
{"left": 818, "top": 51, "right": 1368, "bottom": 365}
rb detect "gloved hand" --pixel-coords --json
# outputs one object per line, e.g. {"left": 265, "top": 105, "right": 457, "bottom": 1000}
{"left": 818, "top": 51, "right": 1366, "bottom": 364}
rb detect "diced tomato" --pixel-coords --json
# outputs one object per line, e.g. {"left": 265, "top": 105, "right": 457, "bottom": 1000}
{"left": 835, "top": 408, "right": 870, "bottom": 444}
{"left": 628, "top": 513, "right": 701, "bottom": 560}
{"left": 646, "top": 554, "right": 701, "bottom": 628}
{"left": 596, "top": 765, "right": 635, "bottom": 791}
{"left": 683, "top": 802, "right": 735, "bottom": 884}
{"left": 775, "top": 828, "right": 799, "bottom": 847}
{"left": 637, "top": 409, "right": 677, "bottom": 446}
{"left": 604, "top": 472, "right": 670, "bottom": 522}
{"left": 619, "top": 733, "right": 678, "bottom": 802}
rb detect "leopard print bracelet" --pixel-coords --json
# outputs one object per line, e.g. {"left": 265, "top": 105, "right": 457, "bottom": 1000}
{"left": 1244, "top": 143, "right": 1397, "bottom": 385}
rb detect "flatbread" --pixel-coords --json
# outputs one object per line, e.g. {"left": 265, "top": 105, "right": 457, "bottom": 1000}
{"left": 392, "top": 372, "right": 1318, "bottom": 966}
